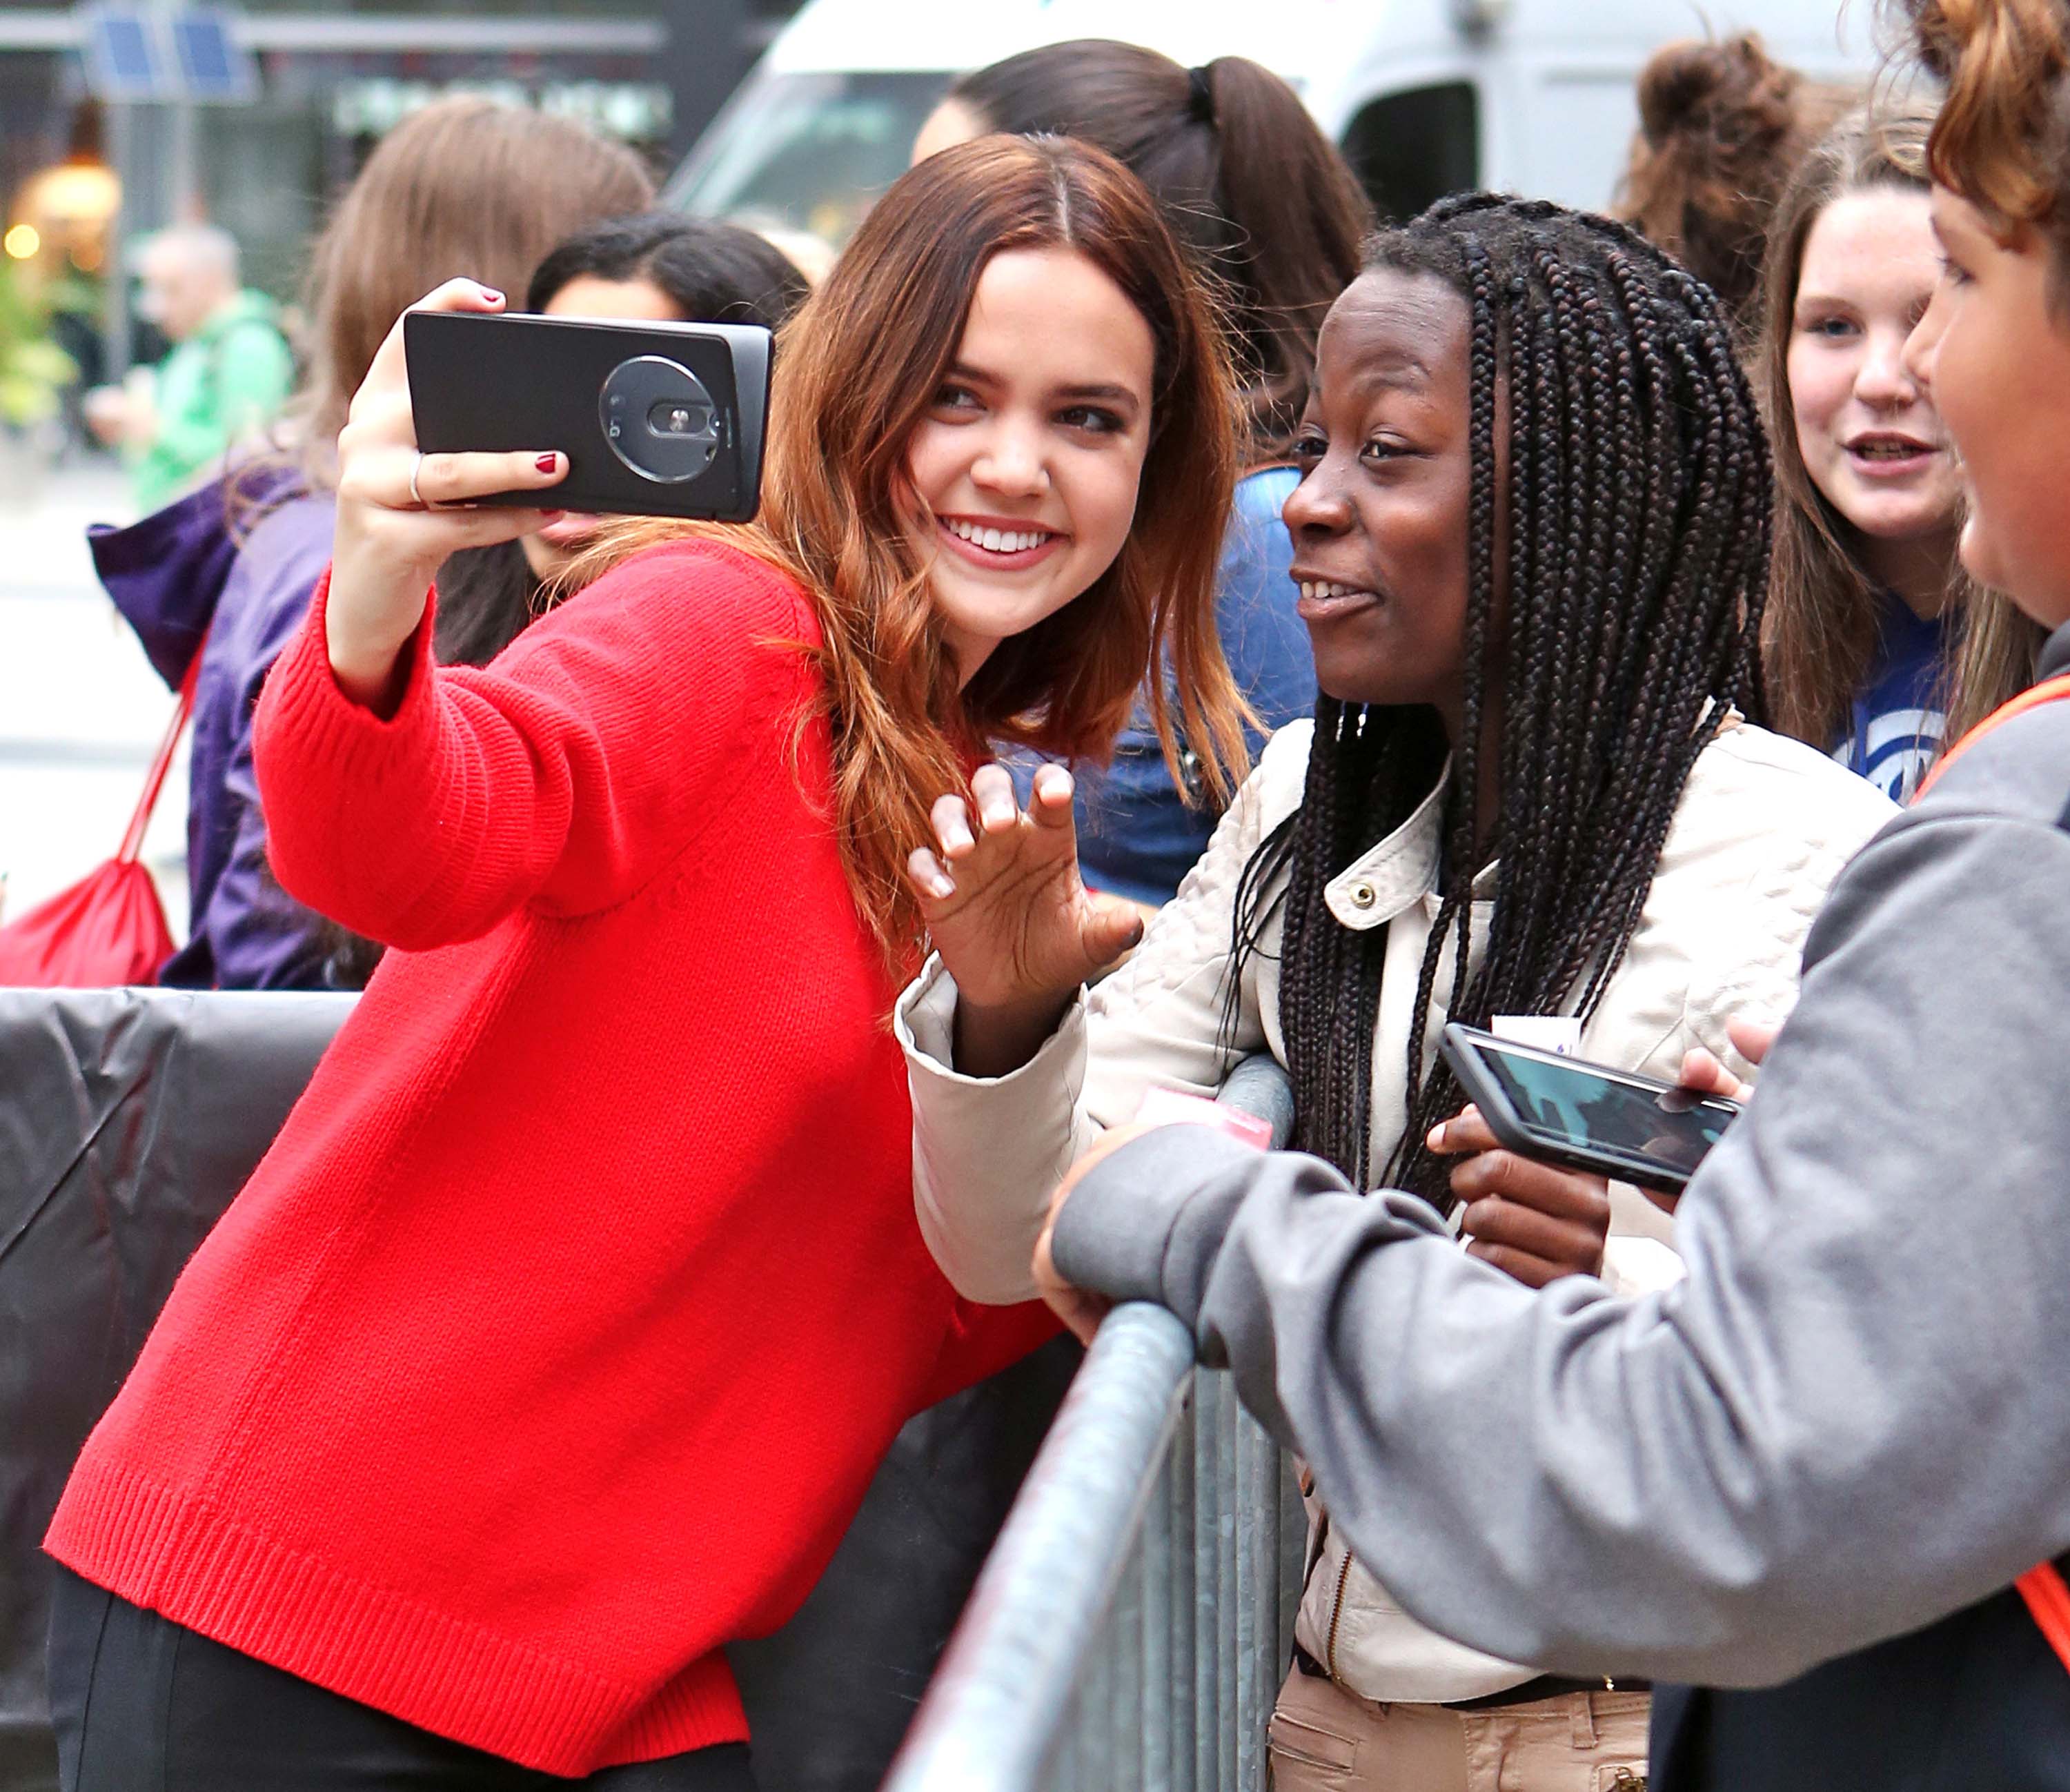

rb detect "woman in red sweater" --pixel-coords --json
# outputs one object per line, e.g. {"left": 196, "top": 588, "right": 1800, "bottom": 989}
{"left": 43, "top": 135, "right": 1248, "bottom": 1791}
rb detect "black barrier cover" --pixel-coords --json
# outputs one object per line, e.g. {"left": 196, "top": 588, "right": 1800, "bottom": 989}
{"left": 0, "top": 987, "right": 1071, "bottom": 1792}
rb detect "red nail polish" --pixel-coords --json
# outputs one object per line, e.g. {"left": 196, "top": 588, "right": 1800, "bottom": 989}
{"left": 535, "top": 453, "right": 557, "bottom": 473}
{"left": 481, "top": 287, "right": 504, "bottom": 304}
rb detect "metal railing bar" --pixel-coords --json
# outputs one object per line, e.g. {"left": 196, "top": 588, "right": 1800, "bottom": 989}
{"left": 883, "top": 1301, "right": 1196, "bottom": 1792}
{"left": 883, "top": 1058, "right": 1295, "bottom": 1792}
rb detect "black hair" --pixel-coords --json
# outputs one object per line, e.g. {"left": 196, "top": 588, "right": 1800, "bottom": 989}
{"left": 945, "top": 39, "right": 1371, "bottom": 456}
{"left": 1236, "top": 195, "right": 1771, "bottom": 1203}
{"left": 523, "top": 210, "right": 810, "bottom": 327}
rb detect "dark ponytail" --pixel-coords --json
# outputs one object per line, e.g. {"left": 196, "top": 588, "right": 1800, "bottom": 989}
{"left": 945, "top": 39, "right": 1371, "bottom": 455}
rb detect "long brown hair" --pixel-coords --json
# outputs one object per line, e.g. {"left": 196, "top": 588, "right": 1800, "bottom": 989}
{"left": 290, "top": 98, "right": 654, "bottom": 488}
{"left": 1946, "top": 587, "right": 2051, "bottom": 735}
{"left": 590, "top": 135, "right": 1248, "bottom": 966}
{"left": 1616, "top": 34, "right": 1855, "bottom": 331}
{"left": 1755, "top": 104, "right": 1972, "bottom": 749}
{"left": 943, "top": 40, "right": 1371, "bottom": 457}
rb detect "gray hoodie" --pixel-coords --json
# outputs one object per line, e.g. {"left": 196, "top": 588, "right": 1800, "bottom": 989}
{"left": 1051, "top": 621, "right": 2070, "bottom": 1691}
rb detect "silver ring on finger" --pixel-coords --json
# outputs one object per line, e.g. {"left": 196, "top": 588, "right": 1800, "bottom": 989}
{"left": 408, "top": 450, "right": 431, "bottom": 511}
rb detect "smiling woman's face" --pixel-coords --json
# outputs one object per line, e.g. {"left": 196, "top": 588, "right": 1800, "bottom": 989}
{"left": 1283, "top": 268, "right": 1479, "bottom": 714}
{"left": 1786, "top": 187, "right": 1962, "bottom": 587}
{"left": 902, "top": 245, "right": 1156, "bottom": 684}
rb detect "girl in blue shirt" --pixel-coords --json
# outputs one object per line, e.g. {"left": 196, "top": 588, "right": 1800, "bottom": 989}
{"left": 1759, "top": 101, "right": 2042, "bottom": 798}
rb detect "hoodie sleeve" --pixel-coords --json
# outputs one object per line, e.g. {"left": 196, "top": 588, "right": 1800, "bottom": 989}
{"left": 1053, "top": 791, "right": 2070, "bottom": 1688}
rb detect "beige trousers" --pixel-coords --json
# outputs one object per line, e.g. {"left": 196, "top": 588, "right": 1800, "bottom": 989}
{"left": 1267, "top": 1664, "right": 1651, "bottom": 1792}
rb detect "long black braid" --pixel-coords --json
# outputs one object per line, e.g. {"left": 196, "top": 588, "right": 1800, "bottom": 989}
{"left": 1237, "top": 195, "right": 1771, "bottom": 1205}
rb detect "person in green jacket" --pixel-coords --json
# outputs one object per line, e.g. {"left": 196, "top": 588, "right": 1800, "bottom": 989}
{"left": 86, "top": 225, "right": 293, "bottom": 511}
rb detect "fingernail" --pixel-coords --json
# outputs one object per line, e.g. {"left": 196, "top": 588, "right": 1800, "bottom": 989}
{"left": 480, "top": 286, "right": 504, "bottom": 304}
{"left": 1427, "top": 1124, "right": 1446, "bottom": 1149}
{"left": 931, "top": 875, "right": 956, "bottom": 899}
{"left": 535, "top": 453, "right": 558, "bottom": 473}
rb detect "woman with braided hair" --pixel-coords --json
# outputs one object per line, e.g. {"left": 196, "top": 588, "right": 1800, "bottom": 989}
{"left": 895, "top": 193, "right": 1894, "bottom": 1791}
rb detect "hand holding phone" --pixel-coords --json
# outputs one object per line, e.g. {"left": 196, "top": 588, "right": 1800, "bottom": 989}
{"left": 328, "top": 279, "right": 573, "bottom": 708}
{"left": 1438, "top": 1022, "right": 1742, "bottom": 1194}
{"left": 404, "top": 308, "right": 769, "bottom": 524}
{"left": 1432, "top": 1103, "right": 1615, "bottom": 1287}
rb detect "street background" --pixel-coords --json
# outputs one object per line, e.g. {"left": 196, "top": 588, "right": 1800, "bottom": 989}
{"left": 0, "top": 462, "right": 186, "bottom": 932}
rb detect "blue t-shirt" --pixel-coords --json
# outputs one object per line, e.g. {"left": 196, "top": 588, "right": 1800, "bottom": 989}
{"left": 1022, "top": 467, "right": 1313, "bottom": 906}
{"left": 1831, "top": 592, "right": 1954, "bottom": 803}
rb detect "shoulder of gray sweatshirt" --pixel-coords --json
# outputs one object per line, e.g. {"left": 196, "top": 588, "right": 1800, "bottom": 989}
{"left": 1051, "top": 623, "right": 2070, "bottom": 1691}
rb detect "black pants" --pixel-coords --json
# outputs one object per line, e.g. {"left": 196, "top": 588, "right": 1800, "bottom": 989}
{"left": 48, "top": 1566, "right": 756, "bottom": 1792}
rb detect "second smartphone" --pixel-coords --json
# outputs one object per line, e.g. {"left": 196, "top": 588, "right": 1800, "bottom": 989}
{"left": 1439, "top": 1021, "right": 1742, "bottom": 1192}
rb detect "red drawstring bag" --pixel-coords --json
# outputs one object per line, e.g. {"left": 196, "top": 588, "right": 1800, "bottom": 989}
{"left": 0, "top": 651, "right": 198, "bottom": 988}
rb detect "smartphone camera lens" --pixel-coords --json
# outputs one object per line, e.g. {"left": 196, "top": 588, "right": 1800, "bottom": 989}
{"left": 649, "top": 400, "right": 712, "bottom": 438}
{"left": 598, "top": 355, "right": 722, "bottom": 484}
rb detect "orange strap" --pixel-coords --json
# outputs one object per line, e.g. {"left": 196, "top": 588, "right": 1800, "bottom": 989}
{"left": 1913, "top": 669, "right": 2070, "bottom": 801}
{"left": 2019, "top": 1565, "right": 2070, "bottom": 1672}
{"left": 1914, "top": 671, "right": 2070, "bottom": 1673}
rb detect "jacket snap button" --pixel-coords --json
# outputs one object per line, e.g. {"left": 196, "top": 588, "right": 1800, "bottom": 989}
{"left": 1349, "top": 880, "right": 1377, "bottom": 909}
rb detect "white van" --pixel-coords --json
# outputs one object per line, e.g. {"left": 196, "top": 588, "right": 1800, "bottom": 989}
{"left": 665, "top": 0, "right": 1876, "bottom": 248}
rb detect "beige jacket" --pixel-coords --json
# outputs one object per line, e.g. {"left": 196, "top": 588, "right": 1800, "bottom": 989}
{"left": 898, "top": 713, "right": 1896, "bottom": 1703}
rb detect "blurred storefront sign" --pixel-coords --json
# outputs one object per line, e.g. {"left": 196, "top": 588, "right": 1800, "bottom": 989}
{"left": 330, "top": 75, "right": 672, "bottom": 143}
{"left": 0, "top": 1, "right": 762, "bottom": 377}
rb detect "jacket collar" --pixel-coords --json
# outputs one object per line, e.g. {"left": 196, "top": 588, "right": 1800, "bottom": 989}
{"left": 1322, "top": 764, "right": 1499, "bottom": 932}
{"left": 2040, "top": 620, "right": 2070, "bottom": 683}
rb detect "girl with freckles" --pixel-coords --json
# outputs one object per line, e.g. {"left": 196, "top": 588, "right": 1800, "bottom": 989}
{"left": 40, "top": 136, "right": 1246, "bottom": 1791}
{"left": 898, "top": 196, "right": 1895, "bottom": 1791}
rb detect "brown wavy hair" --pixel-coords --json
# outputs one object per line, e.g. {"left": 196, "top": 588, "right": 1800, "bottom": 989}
{"left": 1616, "top": 33, "right": 1855, "bottom": 330}
{"left": 586, "top": 135, "right": 1248, "bottom": 966}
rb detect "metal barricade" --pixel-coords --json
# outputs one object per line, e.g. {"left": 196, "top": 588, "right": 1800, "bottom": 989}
{"left": 885, "top": 1057, "right": 1306, "bottom": 1792}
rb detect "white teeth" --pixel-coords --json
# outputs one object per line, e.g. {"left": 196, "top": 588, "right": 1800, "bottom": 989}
{"left": 945, "top": 519, "right": 1051, "bottom": 553}
{"left": 1299, "top": 580, "right": 1368, "bottom": 601}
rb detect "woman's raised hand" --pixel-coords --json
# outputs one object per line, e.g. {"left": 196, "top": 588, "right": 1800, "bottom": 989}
{"left": 908, "top": 762, "right": 1145, "bottom": 1076}
{"left": 326, "top": 279, "right": 571, "bottom": 710}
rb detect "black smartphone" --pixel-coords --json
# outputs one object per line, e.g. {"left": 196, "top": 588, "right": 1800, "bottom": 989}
{"left": 1438, "top": 1022, "right": 1741, "bottom": 1191}
{"left": 403, "top": 310, "right": 771, "bottom": 523}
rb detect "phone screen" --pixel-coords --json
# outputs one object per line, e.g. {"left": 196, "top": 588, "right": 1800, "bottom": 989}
{"left": 1478, "top": 1046, "right": 1737, "bottom": 1180}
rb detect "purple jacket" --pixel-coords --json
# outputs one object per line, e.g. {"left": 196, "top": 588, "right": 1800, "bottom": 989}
{"left": 92, "top": 473, "right": 339, "bottom": 989}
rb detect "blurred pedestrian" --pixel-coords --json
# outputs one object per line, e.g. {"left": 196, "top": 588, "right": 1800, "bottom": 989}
{"left": 43, "top": 136, "right": 1243, "bottom": 1791}
{"left": 1616, "top": 33, "right": 1853, "bottom": 335}
{"left": 898, "top": 193, "right": 1894, "bottom": 1792}
{"left": 83, "top": 225, "right": 293, "bottom": 510}
{"left": 91, "top": 98, "right": 654, "bottom": 991}
{"left": 1026, "top": 2, "right": 2070, "bottom": 1782}
{"left": 1755, "top": 101, "right": 2042, "bottom": 798}
{"left": 913, "top": 41, "right": 1370, "bottom": 907}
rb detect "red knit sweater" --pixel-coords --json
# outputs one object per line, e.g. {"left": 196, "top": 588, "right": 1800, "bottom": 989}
{"left": 46, "top": 541, "right": 1055, "bottom": 1775}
